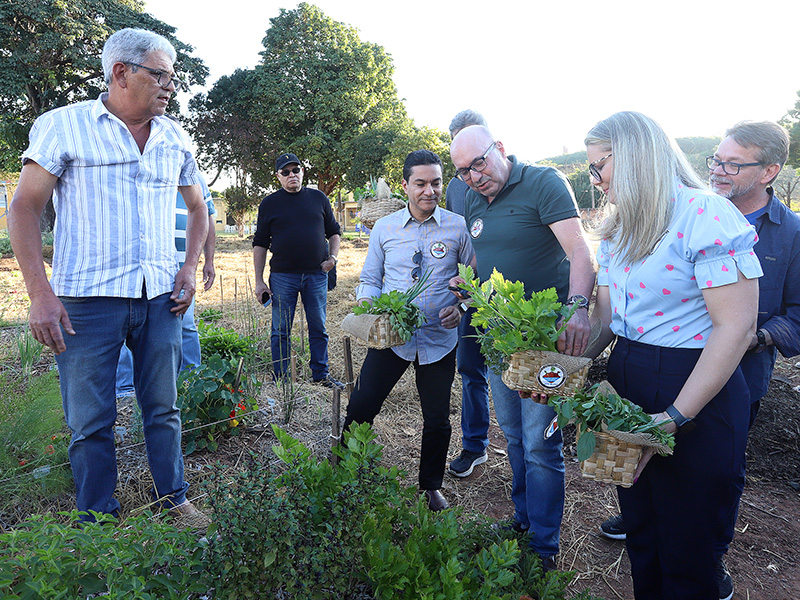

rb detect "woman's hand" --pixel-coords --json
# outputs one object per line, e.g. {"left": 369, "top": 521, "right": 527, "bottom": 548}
{"left": 633, "top": 412, "right": 678, "bottom": 482}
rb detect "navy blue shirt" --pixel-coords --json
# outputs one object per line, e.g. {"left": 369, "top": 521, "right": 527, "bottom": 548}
{"left": 738, "top": 189, "right": 800, "bottom": 401}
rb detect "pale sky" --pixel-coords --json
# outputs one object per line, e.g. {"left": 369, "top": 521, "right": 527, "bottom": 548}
{"left": 145, "top": 0, "right": 800, "bottom": 168}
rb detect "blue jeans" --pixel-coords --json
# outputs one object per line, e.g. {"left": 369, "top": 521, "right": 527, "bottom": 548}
{"left": 116, "top": 297, "right": 201, "bottom": 395}
{"left": 269, "top": 271, "right": 329, "bottom": 380}
{"left": 56, "top": 293, "right": 188, "bottom": 518}
{"left": 489, "top": 371, "right": 565, "bottom": 557}
{"left": 457, "top": 309, "right": 490, "bottom": 453}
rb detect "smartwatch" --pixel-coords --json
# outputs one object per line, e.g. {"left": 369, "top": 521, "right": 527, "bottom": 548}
{"left": 566, "top": 294, "right": 589, "bottom": 310}
{"left": 665, "top": 404, "right": 695, "bottom": 433}
{"left": 754, "top": 329, "right": 767, "bottom": 353}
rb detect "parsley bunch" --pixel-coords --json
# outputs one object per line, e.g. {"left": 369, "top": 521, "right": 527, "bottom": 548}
{"left": 456, "top": 264, "right": 577, "bottom": 373}
{"left": 549, "top": 384, "right": 676, "bottom": 461}
{"left": 353, "top": 268, "right": 433, "bottom": 342}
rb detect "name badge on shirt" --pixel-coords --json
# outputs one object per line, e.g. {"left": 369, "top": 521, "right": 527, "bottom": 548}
{"left": 430, "top": 241, "right": 448, "bottom": 259}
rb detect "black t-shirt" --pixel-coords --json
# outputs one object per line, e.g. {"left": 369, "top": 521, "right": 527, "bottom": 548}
{"left": 252, "top": 187, "right": 342, "bottom": 273}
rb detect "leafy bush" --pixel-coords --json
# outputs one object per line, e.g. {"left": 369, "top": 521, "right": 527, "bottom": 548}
{"left": 0, "top": 511, "right": 208, "bottom": 599}
{"left": 198, "top": 307, "right": 223, "bottom": 322}
{"left": 176, "top": 354, "right": 260, "bottom": 453}
{"left": 198, "top": 320, "right": 254, "bottom": 361}
{"left": 204, "top": 423, "right": 414, "bottom": 599}
{"left": 0, "top": 233, "right": 12, "bottom": 257}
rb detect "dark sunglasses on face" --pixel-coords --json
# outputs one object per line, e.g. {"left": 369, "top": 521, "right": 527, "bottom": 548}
{"left": 279, "top": 167, "right": 301, "bottom": 176}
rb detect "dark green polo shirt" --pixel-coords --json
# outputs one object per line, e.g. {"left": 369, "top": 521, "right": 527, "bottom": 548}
{"left": 464, "top": 155, "right": 579, "bottom": 300}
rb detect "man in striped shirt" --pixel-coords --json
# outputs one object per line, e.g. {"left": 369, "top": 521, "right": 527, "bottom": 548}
{"left": 8, "top": 28, "right": 208, "bottom": 524}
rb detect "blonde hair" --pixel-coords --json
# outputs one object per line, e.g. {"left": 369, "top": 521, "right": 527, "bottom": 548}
{"left": 585, "top": 111, "right": 705, "bottom": 264}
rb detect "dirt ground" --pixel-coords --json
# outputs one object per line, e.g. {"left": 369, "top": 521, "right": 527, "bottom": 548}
{"left": 1, "top": 235, "right": 799, "bottom": 600}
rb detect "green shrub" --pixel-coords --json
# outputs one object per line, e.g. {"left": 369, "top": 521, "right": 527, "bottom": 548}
{"left": 0, "top": 233, "right": 12, "bottom": 257}
{"left": 198, "top": 307, "right": 223, "bottom": 322}
{"left": 203, "top": 423, "right": 414, "bottom": 599}
{"left": 198, "top": 319, "right": 254, "bottom": 361}
{"left": 176, "top": 354, "right": 260, "bottom": 453}
{"left": 0, "top": 511, "right": 208, "bottom": 599}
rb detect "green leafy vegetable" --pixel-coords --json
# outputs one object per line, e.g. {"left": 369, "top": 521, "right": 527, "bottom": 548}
{"left": 456, "top": 264, "right": 577, "bottom": 373}
{"left": 353, "top": 268, "right": 433, "bottom": 341}
{"left": 549, "top": 384, "right": 676, "bottom": 461}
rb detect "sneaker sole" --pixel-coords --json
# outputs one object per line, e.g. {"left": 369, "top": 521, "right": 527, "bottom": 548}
{"left": 598, "top": 526, "right": 626, "bottom": 540}
{"left": 448, "top": 453, "right": 488, "bottom": 478}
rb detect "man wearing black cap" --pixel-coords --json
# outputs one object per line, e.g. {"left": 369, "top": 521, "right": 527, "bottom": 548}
{"left": 253, "top": 153, "right": 344, "bottom": 389}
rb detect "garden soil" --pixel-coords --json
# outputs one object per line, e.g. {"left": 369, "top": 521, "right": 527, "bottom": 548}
{"left": 1, "top": 235, "right": 798, "bottom": 599}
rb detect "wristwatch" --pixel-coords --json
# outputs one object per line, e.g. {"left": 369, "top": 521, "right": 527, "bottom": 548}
{"left": 456, "top": 301, "right": 469, "bottom": 314}
{"left": 565, "top": 294, "right": 589, "bottom": 310}
{"left": 329, "top": 254, "right": 338, "bottom": 264}
{"left": 754, "top": 329, "right": 767, "bottom": 353}
{"left": 665, "top": 404, "right": 695, "bottom": 433}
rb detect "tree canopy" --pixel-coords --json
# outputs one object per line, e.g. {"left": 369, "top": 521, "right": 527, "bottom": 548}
{"left": 0, "top": 0, "right": 207, "bottom": 170}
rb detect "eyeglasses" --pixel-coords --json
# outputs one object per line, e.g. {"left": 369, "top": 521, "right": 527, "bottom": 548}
{"left": 588, "top": 152, "right": 613, "bottom": 182}
{"left": 455, "top": 142, "right": 497, "bottom": 181}
{"left": 706, "top": 156, "right": 764, "bottom": 176}
{"left": 279, "top": 167, "right": 302, "bottom": 176}
{"left": 412, "top": 251, "right": 422, "bottom": 282}
{"left": 123, "top": 62, "right": 186, "bottom": 91}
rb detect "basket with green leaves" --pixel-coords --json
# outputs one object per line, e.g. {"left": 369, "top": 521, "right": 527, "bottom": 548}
{"left": 456, "top": 264, "right": 591, "bottom": 395}
{"left": 549, "top": 381, "right": 675, "bottom": 487}
{"left": 341, "top": 268, "right": 433, "bottom": 349}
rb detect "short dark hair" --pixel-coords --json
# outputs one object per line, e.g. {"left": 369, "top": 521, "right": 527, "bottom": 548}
{"left": 403, "top": 149, "right": 443, "bottom": 182}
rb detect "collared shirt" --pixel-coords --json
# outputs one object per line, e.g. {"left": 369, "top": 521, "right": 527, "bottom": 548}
{"left": 464, "top": 155, "right": 579, "bottom": 300}
{"left": 356, "top": 206, "right": 475, "bottom": 364}
{"left": 597, "top": 182, "right": 762, "bottom": 348}
{"left": 175, "top": 175, "right": 215, "bottom": 267}
{"left": 739, "top": 189, "right": 800, "bottom": 401}
{"left": 22, "top": 93, "right": 200, "bottom": 299}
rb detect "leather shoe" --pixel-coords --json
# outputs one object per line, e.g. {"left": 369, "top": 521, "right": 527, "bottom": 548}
{"left": 424, "top": 489, "right": 449, "bottom": 512}
{"left": 167, "top": 501, "right": 211, "bottom": 531}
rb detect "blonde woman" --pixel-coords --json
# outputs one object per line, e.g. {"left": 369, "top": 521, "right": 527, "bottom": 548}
{"left": 584, "top": 111, "right": 761, "bottom": 600}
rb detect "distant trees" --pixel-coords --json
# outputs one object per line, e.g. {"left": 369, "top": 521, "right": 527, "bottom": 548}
{"left": 0, "top": 0, "right": 207, "bottom": 171}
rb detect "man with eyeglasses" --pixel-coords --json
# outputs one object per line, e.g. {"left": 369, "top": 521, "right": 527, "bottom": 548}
{"left": 8, "top": 28, "right": 209, "bottom": 526}
{"left": 449, "top": 125, "right": 595, "bottom": 571}
{"left": 343, "top": 149, "right": 475, "bottom": 512}
{"left": 253, "top": 153, "right": 344, "bottom": 389}
{"left": 598, "top": 120, "right": 800, "bottom": 600}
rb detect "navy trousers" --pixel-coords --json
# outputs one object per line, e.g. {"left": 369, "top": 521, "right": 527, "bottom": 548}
{"left": 608, "top": 337, "right": 749, "bottom": 600}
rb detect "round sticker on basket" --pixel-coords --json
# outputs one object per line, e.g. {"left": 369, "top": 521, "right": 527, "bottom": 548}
{"left": 537, "top": 364, "right": 565, "bottom": 389}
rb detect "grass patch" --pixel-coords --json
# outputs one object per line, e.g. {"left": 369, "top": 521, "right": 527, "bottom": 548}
{"left": 0, "top": 369, "right": 72, "bottom": 513}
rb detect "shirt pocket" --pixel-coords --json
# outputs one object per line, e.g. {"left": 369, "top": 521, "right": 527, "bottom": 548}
{"left": 151, "top": 147, "right": 184, "bottom": 186}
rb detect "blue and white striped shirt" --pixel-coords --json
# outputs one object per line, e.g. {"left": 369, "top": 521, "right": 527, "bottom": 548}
{"left": 22, "top": 93, "right": 201, "bottom": 299}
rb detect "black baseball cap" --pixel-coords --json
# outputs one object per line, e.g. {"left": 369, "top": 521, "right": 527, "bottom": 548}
{"left": 275, "top": 153, "right": 301, "bottom": 172}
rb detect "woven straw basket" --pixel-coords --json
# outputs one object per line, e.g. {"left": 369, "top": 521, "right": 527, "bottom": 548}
{"left": 501, "top": 350, "right": 591, "bottom": 396}
{"left": 360, "top": 198, "right": 406, "bottom": 230}
{"left": 578, "top": 429, "right": 643, "bottom": 488}
{"left": 365, "top": 314, "right": 404, "bottom": 349}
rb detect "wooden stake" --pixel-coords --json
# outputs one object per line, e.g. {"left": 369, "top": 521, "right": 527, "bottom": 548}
{"left": 331, "top": 387, "right": 341, "bottom": 465}
{"left": 343, "top": 336, "right": 354, "bottom": 397}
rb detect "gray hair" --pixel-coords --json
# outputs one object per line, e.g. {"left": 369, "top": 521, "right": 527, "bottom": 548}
{"left": 585, "top": 111, "right": 705, "bottom": 264}
{"left": 725, "top": 121, "right": 789, "bottom": 184}
{"left": 449, "top": 109, "right": 487, "bottom": 140}
{"left": 101, "top": 28, "right": 177, "bottom": 85}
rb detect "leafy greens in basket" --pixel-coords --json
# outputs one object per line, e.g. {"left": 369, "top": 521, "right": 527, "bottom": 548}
{"left": 549, "top": 384, "right": 676, "bottom": 462}
{"left": 352, "top": 267, "right": 433, "bottom": 342}
{"left": 456, "top": 264, "right": 577, "bottom": 373}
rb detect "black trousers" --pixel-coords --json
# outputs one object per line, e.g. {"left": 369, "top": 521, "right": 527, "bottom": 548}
{"left": 343, "top": 347, "right": 455, "bottom": 490}
{"left": 609, "top": 337, "right": 749, "bottom": 600}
